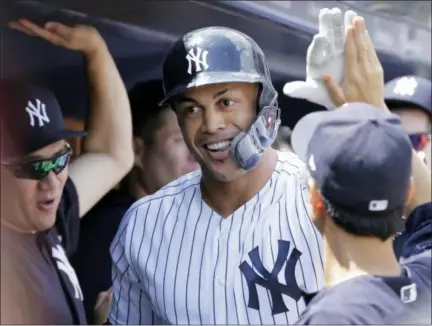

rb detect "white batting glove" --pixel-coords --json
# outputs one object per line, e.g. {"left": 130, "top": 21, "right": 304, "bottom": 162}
{"left": 283, "top": 8, "right": 357, "bottom": 109}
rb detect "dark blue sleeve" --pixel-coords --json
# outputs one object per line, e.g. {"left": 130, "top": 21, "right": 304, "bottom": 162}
{"left": 394, "top": 203, "right": 432, "bottom": 259}
{"left": 55, "top": 178, "right": 80, "bottom": 258}
{"left": 396, "top": 203, "right": 432, "bottom": 325}
{"left": 395, "top": 203, "right": 432, "bottom": 258}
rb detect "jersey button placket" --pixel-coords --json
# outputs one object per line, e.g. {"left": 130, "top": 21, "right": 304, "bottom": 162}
{"left": 217, "top": 218, "right": 231, "bottom": 287}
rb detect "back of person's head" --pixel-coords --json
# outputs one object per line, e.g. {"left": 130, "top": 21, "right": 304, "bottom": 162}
{"left": 384, "top": 76, "right": 432, "bottom": 118}
{"left": 125, "top": 80, "right": 197, "bottom": 195}
{"left": 384, "top": 76, "right": 432, "bottom": 169}
{"left": 128, "top": 79, "right": 170, "bottom": 147}
{"left": 292, "top": 103, "right": 413, "bottom": 241}
{"left": 273, "top": 125, "right": 293, "bottom": 152}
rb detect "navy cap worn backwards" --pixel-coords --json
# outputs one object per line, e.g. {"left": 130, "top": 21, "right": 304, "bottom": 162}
{"left": 384, "top": 76, "right": 432, "bottom": 117}
{"left": 0, "top": 80, "right": 87, "bottom": 159}
{"left": 292, "top": 103, "right": 413, "bottom": 215}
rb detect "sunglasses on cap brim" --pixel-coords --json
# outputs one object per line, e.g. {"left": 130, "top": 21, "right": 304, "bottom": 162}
{"left": 1, "top": 144, "right": 73, "bottom": 180}
{"left": 409, "top": 132, "right": 431, "bottom": 151}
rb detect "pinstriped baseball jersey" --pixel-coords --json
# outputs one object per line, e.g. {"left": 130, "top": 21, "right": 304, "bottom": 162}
{"left": 109, "top": 151, "right": 324, "bottom": 325}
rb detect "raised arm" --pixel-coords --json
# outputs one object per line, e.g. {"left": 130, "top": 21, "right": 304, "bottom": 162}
{"left": 9, "top": 19, "right": 134, "bottom": 217}
{"left": 67, "top": 28, "right": 133, "bottom": 217}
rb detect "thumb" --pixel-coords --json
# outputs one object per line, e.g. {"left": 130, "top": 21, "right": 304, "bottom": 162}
{"left": 321, "top": 75, "right": 345, "bottom": 107}
{"left": 283, "top": 81, "right": 318, "bottom": 101}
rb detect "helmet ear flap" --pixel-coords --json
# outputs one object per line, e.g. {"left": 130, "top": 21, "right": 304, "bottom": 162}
{"left": 256, "top": 83, "right": 263, "bottom": 113}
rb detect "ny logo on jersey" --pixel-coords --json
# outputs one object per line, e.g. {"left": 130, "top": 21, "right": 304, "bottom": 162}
{"left": 26, "top": 99, "right": 50, "bottom": 127}
{"left": 393, "top": 77, "right": 418, "bottom": 97}
{"left": 186, "top": 46, "right": 209, "bottom": 75}
{"left": 240, "top": 240, "right": 302, "bottom": 315}
{"left": 52, "top": 244, "right": 84, "bottom": 301}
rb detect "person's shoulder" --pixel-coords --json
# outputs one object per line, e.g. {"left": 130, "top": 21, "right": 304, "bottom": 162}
{"left": 277, "top": 151, "right": 305, "bottom": 170}
{"left": 116, "top": 170, "right": 202, "bottom": 236}
{"left": 300, "top": 276, "right": 406, "bottom": 324}
{"left": 395, "top": 202, "right": 432, "bottom": 259}
{"left": 276, "top": 151, "right": 308, "bottom": 181}
{"left": 129, "top": 168, "right": 201, "bottom": 212}
{"left": 57, "top": 177, "right": 79, "bottom": 219}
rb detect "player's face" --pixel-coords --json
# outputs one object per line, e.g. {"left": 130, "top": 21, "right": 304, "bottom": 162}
{"left": 392, "top": 108, "right": 431, "bottom": 170}
{"left": 174, "top": 82, "right": 258, "bottom": 182}
{"left": 1, "top": 140, "right": 69, "bottom": 233}
{"left": 138, "top": 110, "right": 198, "bottom": 193}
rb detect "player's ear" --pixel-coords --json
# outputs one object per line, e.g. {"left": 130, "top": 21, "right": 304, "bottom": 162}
{"left": 132, "top": 136, "right": 145, "bottom": 169}
{"left": 308, "top": 178, "right": 326, "bottom": 218}
{"left": 405, "top": 177, "right": 415, "bottom": 206}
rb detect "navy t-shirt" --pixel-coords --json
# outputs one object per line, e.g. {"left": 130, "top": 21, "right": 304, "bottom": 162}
{"left": 295, "top": 271, "right": 418, "bottom": 324}
{"left": 1, "top": 178, "right": 87, "bottom": 324}
{"left": 71, "top": 187, "right": 135, "bottom": 324}
{"left": 295, "top": 203, "right": 432, "bottom": 325}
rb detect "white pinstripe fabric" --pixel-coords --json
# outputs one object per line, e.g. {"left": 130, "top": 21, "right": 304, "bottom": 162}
{"left": 109, "top": 151, "right": 324, "bottom": 325}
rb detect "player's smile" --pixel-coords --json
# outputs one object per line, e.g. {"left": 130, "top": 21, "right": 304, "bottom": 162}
{"left": 203, "top": 138, "right": 233, "bottom": 161}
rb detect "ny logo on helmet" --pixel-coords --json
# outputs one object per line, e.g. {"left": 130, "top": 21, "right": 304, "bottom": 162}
{"left": 393, "top": 77, "right": 418, "bottom": 97}
{"left": 186, "top": 46, "right": 209, "bottom": 75}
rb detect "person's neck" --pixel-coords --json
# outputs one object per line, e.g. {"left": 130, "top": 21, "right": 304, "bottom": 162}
{"left": 201, "top": 148, "right": 278, "bottom": 217}
{"left": 323, "top": 223, "right": 401, "bottom": 288}
{"left": 125, "top": 170, "right": 149, "bottom": 200}
{"left": 1, "top": 218, "right": 37, "bottom": 235}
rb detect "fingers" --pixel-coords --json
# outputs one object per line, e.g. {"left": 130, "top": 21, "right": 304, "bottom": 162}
{"left": 330, "top": 8, "right": 344, "bottom": 54}
{"left": 8, "top": 20, "right": 38, "bottom": 36}
{"left": 307, "top": 34, "right": 330, "bottom": 67}
{"left": 362, "top": 27, "right": 381, "bottom": 68}
{"left": 8, "top": 19, "right": 67, "bottom": 47}
{"left": 353, "top": 17, "right": 368, "bottom": 66}
{"left": 344, "top": 10, "right": 357, "bottom": 31}
{"left": 321, "top": 75, "right": 345, "bottom": 107}
{"left": 283, "top": 81, "right": 318, "bottom": 100}
{"left": 352, "top": 16, "right": 383, "bottom": 72}
{"left": 318, "top": 8, "right": 333, "bottom": 39}
{"left": 319, "top": 8, "right": 344, "bottom": 54}
{"left": 45, "top": 22, "right": 72, "bottom": 39}
{"left": 344, "top": 24, "right": 357, "bottom": 76}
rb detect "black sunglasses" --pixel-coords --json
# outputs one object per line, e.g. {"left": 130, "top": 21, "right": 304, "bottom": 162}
{"left": 1, "top": 144, "right": 73, "bottom": 180}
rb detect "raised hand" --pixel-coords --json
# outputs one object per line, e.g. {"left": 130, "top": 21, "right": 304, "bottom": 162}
{"left": 322, "top": 16, "right": 387, "bottom": 110}
{"left": 9, "top": 19, "right": 105, "bottom": 55}
{"left": 283, "top": 8, "right": 357, "bottom": 109}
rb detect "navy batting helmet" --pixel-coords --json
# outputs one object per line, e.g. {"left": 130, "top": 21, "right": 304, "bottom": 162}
{"left": 384, "top": 76, "right": 432, "bottom": 118}
{"left": 160, "top": 26, "right": 278, "bottom": 109}
{"left": 160, "top": 27, "right": 281, "bottom": 171}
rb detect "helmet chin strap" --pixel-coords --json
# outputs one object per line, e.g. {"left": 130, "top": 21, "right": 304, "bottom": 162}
{"left": 231, "top": 105, "right": 281, "bottom": 170}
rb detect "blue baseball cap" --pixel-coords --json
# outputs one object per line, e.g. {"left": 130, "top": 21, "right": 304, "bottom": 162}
{"left": 384, "top": 76, "right": 432, "bottom": 118}
{"left": 0, "top": 80, "right": 87, "bottom": 159}
{"left": 291, "top": 102, "right": 413, "bottom": 215}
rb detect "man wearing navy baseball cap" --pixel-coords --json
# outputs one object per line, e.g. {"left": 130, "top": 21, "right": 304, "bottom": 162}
{"left": 1, "top": 81, "right": 88, "bottom": 158}
{"left": 1, "top": 19, "right": 133, "bottom": 324}
{"left": 291, "top": 103, "right": 431, "bottom": 324}
{"left": 384, "top": 76, "right": 432, "bottom": 169}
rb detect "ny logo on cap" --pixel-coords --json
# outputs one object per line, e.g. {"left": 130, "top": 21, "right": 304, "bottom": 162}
{"left": 393, "top": 77, "right": 418, "bottom": 97}
{"left": 186, "top": 46, "right": 209, "bottom": 75}
{"left": 26, "top": 99, "right": 50, "bottom": 127}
